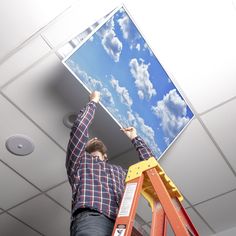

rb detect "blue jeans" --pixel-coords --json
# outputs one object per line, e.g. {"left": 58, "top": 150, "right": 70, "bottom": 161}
{"left": 71, "top": 209, "right": 115, "bottom": 236}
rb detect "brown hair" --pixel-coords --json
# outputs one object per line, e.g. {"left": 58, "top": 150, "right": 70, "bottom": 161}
{"left": 85, "top": 138, "right": 107, "bottom": 158}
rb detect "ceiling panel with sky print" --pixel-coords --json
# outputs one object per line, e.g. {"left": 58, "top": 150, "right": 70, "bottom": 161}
{"left": 63, "top": 6, "right": 194, "bottom": 159}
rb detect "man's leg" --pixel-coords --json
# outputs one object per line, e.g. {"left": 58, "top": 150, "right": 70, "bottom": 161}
{"left": 71, "top": 210, "right": 114, "bottom": 236}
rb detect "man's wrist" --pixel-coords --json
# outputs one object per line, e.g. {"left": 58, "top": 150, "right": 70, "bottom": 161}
{"left": 90, "top": 99, "right": 98, "bottom": 104}
{"left": 131, "top": 135, "right": 138, "bottom": 142}
{"left": 88, "top": 100, "right": 97, "bottom": 107}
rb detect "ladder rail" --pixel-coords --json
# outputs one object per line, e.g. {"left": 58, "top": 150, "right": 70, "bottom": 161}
{"left": 112, "top": 174, "right": 144, "bottom": 236}
{"left": 112, "top": 157, "right": 200, "bottom": 236}
{"left": 146, "top": 168, "right": 191, "bottom": 236}
{"left": 150, "top": 201, "right": 167, "bottom": 236}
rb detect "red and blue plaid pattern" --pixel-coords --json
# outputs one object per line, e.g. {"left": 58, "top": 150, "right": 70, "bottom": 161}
{"left": 66, "top": 101, "right": 154, "bottom": 221}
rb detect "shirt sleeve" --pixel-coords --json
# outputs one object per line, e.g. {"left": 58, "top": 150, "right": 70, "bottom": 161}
{"left": 131, "top": 136, "right": 155, "bottom": 161}
{"left": 66, "top": 101, "right": 97, "bottom": 179}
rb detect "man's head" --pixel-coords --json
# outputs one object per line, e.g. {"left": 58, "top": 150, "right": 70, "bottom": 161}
{"left": 85, "top": 137, "right": 108, "bottom": 161}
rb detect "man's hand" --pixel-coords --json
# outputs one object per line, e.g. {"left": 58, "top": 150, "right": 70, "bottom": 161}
{"left": 90, "top": 91, "right": 100, "bottom": 103}
{"left": 121, "top": 127, "right": 137, "bottom": 140}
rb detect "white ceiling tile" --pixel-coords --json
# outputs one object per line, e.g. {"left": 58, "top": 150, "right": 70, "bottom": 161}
{"left": 46, "top": 182, "right": 71, "bottom": 211}
{"left": 0, "top": 213, "right": 41, "bottom": 236}
{"left": 0, "top": 162, "right": 39, "bottom": 210}
{"left": 141, "top": 224, "right": 150, "bottom": 235}
{"left": 136, "top": 195, "right": 152, "bottom": 223}
{"left": 186, "top": 208, "right": 214, "bottom": 236}
{"left": 124, "top": 0, "right": 236, "bottom": 113}
{"left": 9, "top": 194, "right": 70, "bottom": 236}
{"left": 0, "top": 0, "right": 72, "bottom": 60}
{"left": 2, "top": 53, "right": 131, "bottom": 158}
{"left": 196, "top": 190, "right": 236, "bottom": 233}
{"left": 0, "top": 94, "right": 67, "bottom": 190}
{"left": 201, "top": 99, "right": 236, "bottom": 171}
{"left": 159, "top": 118, "right": 236, "bottom": 205}
{"left": 0, "top": 37, "right": 50, "bottom": 88}
{"left": 2, "top": 54, "right": 72, "bottom": 149}
{"left": 213, "top": 226, "right": 236, "bottom": 236}
{"left": 166, "top": 223, "right": 175, "bottom": 236}
{"left": 111, "top": 149, "right": 140, "bottom": 169}
{"left": 42, "top": 0, "right": 122, "bottom": 47}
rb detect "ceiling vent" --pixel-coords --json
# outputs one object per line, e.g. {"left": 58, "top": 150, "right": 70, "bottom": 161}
{"left": 63, "top": 112, "right": 77, "bottom": 128}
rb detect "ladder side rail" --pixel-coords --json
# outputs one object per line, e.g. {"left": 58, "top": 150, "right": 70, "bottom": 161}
{"left": 173, "top": 198, "right": 200, "bottom": 236}
{"left": 150, "top": 201, "right": 167, "bottom": 236}
{"left": 146, "top": 168, "right": 190, "bottom": 236}
{"left": 112, "top": 174, "right": 144, "bottom": 236}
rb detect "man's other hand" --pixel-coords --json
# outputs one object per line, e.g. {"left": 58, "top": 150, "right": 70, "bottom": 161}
{"left": 90, "top": 91, "right": 100, "bottom": 103}
{"left": 121, "top": 127, "right": 137, "bottom": 140}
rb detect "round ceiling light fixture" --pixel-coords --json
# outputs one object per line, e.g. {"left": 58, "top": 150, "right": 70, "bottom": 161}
{"left": 63, "top": 112, "right": 77, "bottom": 128}
{"left": 5, "top": 134, "right": 35, "bottom": 156}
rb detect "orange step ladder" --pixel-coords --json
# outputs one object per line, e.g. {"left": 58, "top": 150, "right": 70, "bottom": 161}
{"left": 112, "top": 157, "right": 199, "bottom": 236}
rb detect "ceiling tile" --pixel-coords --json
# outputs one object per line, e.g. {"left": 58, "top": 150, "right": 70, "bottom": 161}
{"left": 0, "top": 161, "right": 39, "bottom": 210}
{"left": 195, "top": 190, "right": 236, "bottom": 233}
{"left": 2, "top": 54, "right": 72, "bottom": 149}
{"left": 9, "top": 194, "right": 70, "bottom": 236}
{"left": 0, "top": 0, "right": 72, "bottom": 60}
{"left": 0, "top": 94, "right": 67, "bottom": 190}
{"left": 141, "top": 224, "right": 150, "bottom": 235}
{"left": 213, "top": 226, "right": 236, "bottom": 236}
{"left": 42, "top": 0, "right": 122, "bottom": 47}
{"left": 159, "top": 118, "right": 236, "bottom": 205}
{"left": 136, "top": 196, "right": 152, "bottom": 223}
{"left": 124, "top": 0, "right": 236, "bottom": 113}
{"left": 2, "top": 53, "right": 131, "bottom": 158}
{"left": 0, "top": 36, "right": 50, "bottom": 88}
{"left": 166, "top": 223, "right": 175, "bottom": 236}
{"left": 186, "top": 208, "right": 214, "bottom": 236}
{"left": 201, "top": 99, "right": 236, "bottom": 171}
{"left": 111, "top": 149, "right": 141, "bottom": 169}
{"left": 0, "top": 213, "right": 41, "bottom": 236}
{"left": 46, "top": 182, "right": 71, "bottom": 211}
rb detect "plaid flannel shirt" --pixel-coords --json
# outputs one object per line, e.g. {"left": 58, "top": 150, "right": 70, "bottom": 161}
{"left": 66, "top": 101, "right": 154, "bottom": 221}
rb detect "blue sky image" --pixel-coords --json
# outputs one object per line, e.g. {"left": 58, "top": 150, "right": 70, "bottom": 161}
{"left": 64, "top": 7, "right": 194, "bottom": 159}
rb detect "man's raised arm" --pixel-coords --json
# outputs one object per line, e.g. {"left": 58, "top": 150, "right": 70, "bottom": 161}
{"left": 121, "top": 127, "right": 155, "bottom": 161}
{"left": 66, "top": 91, "right": 100, "bottom": 178}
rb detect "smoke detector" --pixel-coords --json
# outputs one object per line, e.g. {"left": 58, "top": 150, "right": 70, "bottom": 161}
{"left": 5, "top": 134, "right": 35, "bottom": 156}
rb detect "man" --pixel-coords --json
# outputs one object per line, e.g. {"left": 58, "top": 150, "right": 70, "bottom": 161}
{"left": 66, "top": 91, "right": 154, "bottom": 236}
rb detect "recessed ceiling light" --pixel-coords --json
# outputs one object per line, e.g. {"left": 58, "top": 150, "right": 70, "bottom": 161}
{"left": 5, "top": 134, "right": 35, "bottom": 156}
{"left": 63, "top": 112, "right": 77, "bottom": 128}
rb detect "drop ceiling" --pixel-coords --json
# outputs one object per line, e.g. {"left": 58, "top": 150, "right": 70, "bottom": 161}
{"left": 0, "top": 0, "right": 236, "bottom": 235}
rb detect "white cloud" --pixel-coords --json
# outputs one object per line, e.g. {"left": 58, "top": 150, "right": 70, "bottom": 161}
{"left": 66, "top": 60, "right": 115, "bottom": 108}
{"left": 152, "top": 89, "right": 190, "bottom": 145}
{"left": 97, "top": 17, "right": 122, "bottom": 62}
{"left": 118, "top": 14, "right": 130, "bottom": 40}
{"left": 117, "top": 12, "right": 141, "bottom": 43}
{"left": 100, "top": 87, "right": 115, "bottom": 108}
{"left": 110, "top": 76, "right": 133, "bottom": 108}
{"left": 143, "top": 43, "right": 153, "bottom": 56}
{"left": 129, "top": 58, "right": 156, "bottom": 100}
{"left": 127, "top": 111, "right": 161, "bottom": 157}
{"left": 102, "top": 30, "right": 122, "bottom": 62}
{"left": 136, "top": 43, "right": 140, "bottom": 51}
